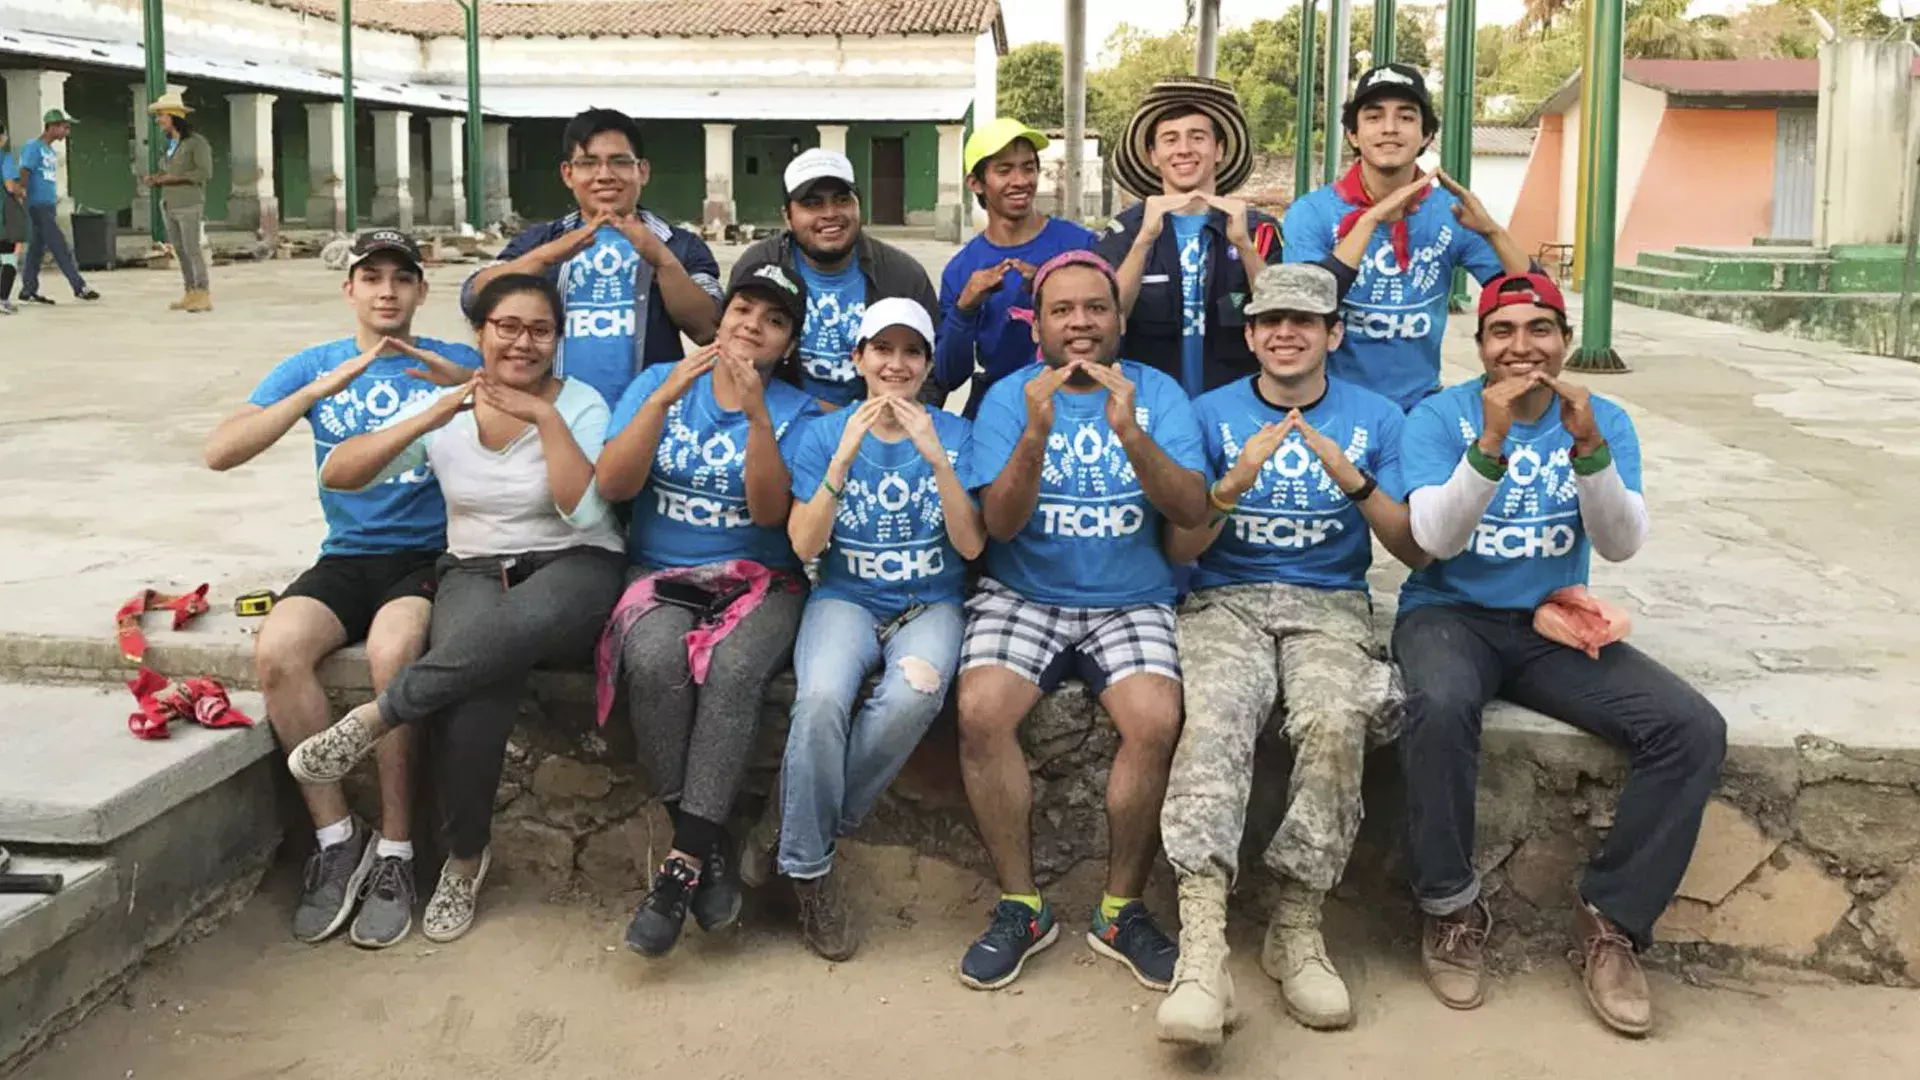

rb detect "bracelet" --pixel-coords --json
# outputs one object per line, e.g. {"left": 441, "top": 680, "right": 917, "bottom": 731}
{"left": 1571, "top": 442, "right": 1612, "bottom": 477}
{"left": 1343, "top": 472, "right": 1379, "bottom": 503}
{"left": 822, "top": 478, "right": 844, "bottom": 499}
{"left": 1465, "top": 443, "right": 1508, "bottom": 481}
{"left": 1206, "top": 480, "right": 1240, "bottom": 515}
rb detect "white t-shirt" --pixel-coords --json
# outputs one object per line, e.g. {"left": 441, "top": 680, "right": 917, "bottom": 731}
{"left": 363, "top": 377, "right": 624, "bottom": 558}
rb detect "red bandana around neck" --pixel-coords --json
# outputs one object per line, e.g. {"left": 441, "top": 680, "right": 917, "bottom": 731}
{"left": 1333, "top": 162, "right": 1430, "bottom": 271}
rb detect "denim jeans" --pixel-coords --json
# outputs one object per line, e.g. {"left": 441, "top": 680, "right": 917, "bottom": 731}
{"left": 22, "top": 203, "right": 86, "bottom": 297}
{"left": 1392, "top": 604, "right": 1727, "bottom": 948}
{"left": 778, "top": 598, "right": 963, "bottom": 879}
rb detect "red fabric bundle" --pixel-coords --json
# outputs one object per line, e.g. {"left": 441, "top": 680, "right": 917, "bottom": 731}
{"left": 126, "top": 667, "right": 256, "bottom": 740}
{"left": 114, "top": 584, "right": 210, "bottom": 664}
{"left": 1533, "top": 586, "right": 1632, "bottom": 660}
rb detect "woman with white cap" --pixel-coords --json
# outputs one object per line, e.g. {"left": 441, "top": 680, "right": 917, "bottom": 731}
{"left": 777, "top": 297, "right": 983, "bottom": 960}
{"left": 142, "top": 90, "right": 215, "bottom": 313}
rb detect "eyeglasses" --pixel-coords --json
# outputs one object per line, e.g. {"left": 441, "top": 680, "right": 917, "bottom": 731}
{"left": 567, "top": 155, "right": 641, "bottom": 175}
{"left": 486, "top": 317, "right": 558, "bottom": 345}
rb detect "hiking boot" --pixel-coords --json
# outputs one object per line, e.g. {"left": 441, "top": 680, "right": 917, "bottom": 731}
{"left": 169, "top": 291, "right": 190, "bottom": 311}
{"left": 627, "top": 857, "right": 700, "bottom": 957}
{"left": 422, "top": 850, "right": 490, "bottom": 943}
{"left": 1420, "top": 899, "right": 1491, "bottom": 1010}
{"left": 288, "top": 703, "right": 387, "bottom": 785}
{"left": 1572, "top": 902, "right": 1653, "bottom": 1037}
{"left": 185, "top": 289, "right": 213, "bottom": 313}
{"left": 1156, "top": 872, "right": 1233, "bottom": 1046}
{"left": 292, "top": 818, "right": 376, "bottom": 943}
{"left": 959, "top": 899, "right": 1058, "bottom": 990}
{"left": 1262, "top": 881, "right": 1352, "bottom": 1030}
{"left": 691, "top": 840, "right": 743, "bottom": 933}
{"left": 1088, "top": 900, "right": 1180, "bottom": 991}
{"left": 795, "top": 870, "right": 859, "bottom": 961}
{"left": 349, "top": 853, "right": 415, "bottom": 949}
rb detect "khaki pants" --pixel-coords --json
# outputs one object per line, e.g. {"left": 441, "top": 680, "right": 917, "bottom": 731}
{"left": 163, "top": 205, "right": 209, "bottom": 291}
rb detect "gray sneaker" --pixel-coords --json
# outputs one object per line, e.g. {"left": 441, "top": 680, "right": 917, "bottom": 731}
{"left": 349, "top": 854, "right": 416, "bottom": 949}
{"left": 293, "top": 819, "right": 377, "bottom": 943}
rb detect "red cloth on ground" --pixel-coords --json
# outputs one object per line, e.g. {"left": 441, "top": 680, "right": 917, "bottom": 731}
{"left": 125, "top": 667, "right": 255, "bottom": 740}
{"left": 114, "top": 583, "right": 210, "bottom": 663}
{"left": 1533, "top": 585, "right": 1633, "bottom": 660}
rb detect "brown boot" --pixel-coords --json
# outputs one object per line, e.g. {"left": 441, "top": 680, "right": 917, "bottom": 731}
{"left": 795, "top": 870, "right": 859, "bottom": 962}
{"left": 1572, "top": 903, "right": 1653, "bottom": 1037}
{"left": 186, "top": 289, "right": 213, "bottom": 313}
{"left": 168, "top": 291, "right": 191, "bottom": 311}
{"left": 1420, "top": 899, "right": 1490, "bottom": 1010}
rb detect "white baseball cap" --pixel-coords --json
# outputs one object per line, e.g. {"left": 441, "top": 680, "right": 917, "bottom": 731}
{"left": 784, "top": 148, "right": 859, "bottom": 200}
{"left": 855, "top": 297, "right": 936, "bottom": 350}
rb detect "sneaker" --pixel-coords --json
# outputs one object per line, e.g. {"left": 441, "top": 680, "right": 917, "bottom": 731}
{"left": 0, "top": 300, "right": 15, "bottom": 315}
{"left": 76, "top": 288, "right": 100, "bottom": 301}
{"left": 287, "top": 704, "right": 386, "bottom": 785}
{"left": 626, "top": 857, "right": 700, "bottom": 957}
{"left": 691, "top": 840, "right": 743, "bottom": 933}
{"left": 959, "top": 899, "right": 1059, "bottom": 990}
{"left": 349, "top": 854, "right": 416, "bottom": 949}
{"left": 291, "top": 819, "right": 376, "bottom": 943}
{"left": 796, "top": 870, "right": 859, "bottom": 962}
{"left": 421, "top": 850, "right": 490, "bottom": 943}
{"left": 1087, "top": 901, "right": 1180, "bottom": 991}
{"left": 20, "top": 293, "right": 52, "bottom": 305}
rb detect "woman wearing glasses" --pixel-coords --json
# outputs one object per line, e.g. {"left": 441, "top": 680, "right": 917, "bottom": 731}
{"left": 287, "top": 272, "right": 626, "bottom": 943}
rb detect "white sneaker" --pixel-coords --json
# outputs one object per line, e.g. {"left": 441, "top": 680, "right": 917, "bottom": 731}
{"left": 422, "top": 850, "right": 491, "bottom": 943}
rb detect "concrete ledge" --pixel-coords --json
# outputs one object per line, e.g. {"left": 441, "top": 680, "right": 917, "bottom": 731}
{"left": 0, "top": 855, "right": 114, "bottom": 982}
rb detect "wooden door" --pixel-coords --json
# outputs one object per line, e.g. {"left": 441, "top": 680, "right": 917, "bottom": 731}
{"left": 869, "top": 137, "right": 907, "bottom": 226}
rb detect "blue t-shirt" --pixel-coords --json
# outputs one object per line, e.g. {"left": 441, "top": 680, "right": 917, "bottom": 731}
{"left": 557, "top": 226, "right": 643, "bottom": 408}
{"left": 1193, "top": 376, "right": 1407, "bottom": 593}
{"left": 1170, "top": 212, "right": 1212, "bottom": 398}
{"left": 0, "top": 150, "right": 17, "bottom": 195}
{"left": 935, "top": 217, "right": 1098, "bottom": 414}
{"left": 1281, "top": 186, "right": 1505, "bottom": 410}
{"left": 969, "top": 361, "right": 1206, "bottom": 607}
{"left": 788, "top": 407, "right": 974, "bottom": 619}
{"left": 608, "top": 364, "right": 822, "bottom": 570}
{"left": 795, "top": 254, "right": 867, "bottom": 407}
{"left": 1397, "top": 379, "right": 1642, "bottom": 613}
{"left": 248, "top": 337, "right": 483, "bottom": 557}
{"left": 19, "top": 139, "right": 57, "bottom": 207}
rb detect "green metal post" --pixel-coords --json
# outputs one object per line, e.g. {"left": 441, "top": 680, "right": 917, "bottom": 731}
{"left": 342, "top": 0, "right": 358, "bottom": 231}
{"left": 1372, "top": 0, "right": 1397, "bottom": 66}
{"left": 142, "top": 0, "right": 166, "bottom": 241}
{"left": 1294, "top": 0, "right": 1319, "bottom": 199}
{"left": 1440, "top": 0, "right": 1476, "bottom": 311}
{"left": 1322, "top": 0, "right": 1350, "bottom": 185}
{"left": 1573, "top": 0, "right": 1627, "bottom": 372}
{"left": 463, "top": 1, "right": 484, "bottom": 229}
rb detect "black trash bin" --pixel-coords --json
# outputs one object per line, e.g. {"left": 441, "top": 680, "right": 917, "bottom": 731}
{"left": 69, "top": 210, "right": 111, "bottom": 271}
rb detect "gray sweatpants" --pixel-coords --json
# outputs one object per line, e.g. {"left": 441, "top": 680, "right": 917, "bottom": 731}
{"left": 163, "top": 205, "right": 210, "bottom": 291}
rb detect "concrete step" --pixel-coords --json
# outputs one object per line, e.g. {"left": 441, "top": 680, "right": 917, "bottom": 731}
{"left": 1751, "top": 236, "right": 1815, "bottom": 248}
{"left": 0, "top": 855, "right": 115, "bottom": 982}
{"left": 1638, "top": 251, "right": 1833, "bottom": 292}
{"left": 1615, "top": 265, "right": 1697, "bottom": 290}
{"left": 1674, "top": 243, "right": 1829, "bottom": 260}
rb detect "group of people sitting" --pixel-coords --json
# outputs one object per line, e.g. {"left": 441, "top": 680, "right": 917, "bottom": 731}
{"left": 199, "top": 63, "right": 1727, "bottom": 1043}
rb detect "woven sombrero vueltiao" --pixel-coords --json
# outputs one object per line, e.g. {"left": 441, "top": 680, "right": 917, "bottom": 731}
{"left": 1112, "top": 76, "right": 1253, "bottom": 200}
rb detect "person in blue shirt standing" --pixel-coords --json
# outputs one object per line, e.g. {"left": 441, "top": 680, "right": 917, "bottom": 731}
{"left": 1394, "top": 273, "right": 1724, "bottom": 1036}
{"left": 779, "top": 299, "right": 984, "bottom": 961}
{"left": 15, "top": 109, "right": 99, "bottom": 305}
{"left": 1154, "top": 264, "right": 1427, "bottom": 1044}
{"left": 936, "top": 118, "right": 1096, "bottom": 415}
{"left": 464, "top": 108, "right": 723, "bottom": 408}
{"left": 201, "top": 230, "right": 481, "bottom": 950}
{"left": 0, "top": 121, "right": 25, "bottom": 314}
{"left": 955, "top": 250, "right": 1209, "bottom": 995}
{"left": 1282, "top": 64, "right": 1530, "bottom": 410}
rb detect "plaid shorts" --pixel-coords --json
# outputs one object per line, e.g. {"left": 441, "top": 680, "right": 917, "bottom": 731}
{"left": 961, "top": 578, "right": 1182, "bottom": 693}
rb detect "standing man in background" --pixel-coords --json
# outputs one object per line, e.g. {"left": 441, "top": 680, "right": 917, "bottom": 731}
{"left": 0, "top": 122, "right": 23, "bottom": 314}
{"left": 143, "top": 90, "right": 216, "bottom": 314}
{"left": 16, "top": 108, "right": 100, "bottom": 305}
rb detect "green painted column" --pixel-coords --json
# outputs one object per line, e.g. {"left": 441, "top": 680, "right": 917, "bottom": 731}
{"left": 1572, "top": 0, "right": 1627, "bottom": 372}
{"left": 1294, "top": 0, "right": 1319, "bottom": 199}
{"left": 1372, "top": 0, "right": 1397, "bottom": 66}
{"left": 1440, "top": 0, "right": 1476, "bottom": 310}
{"left": 342, "top": 0, "right": 358, "bottom": 231}
{"left": 142, "top": 0, "right": 166, "bottom": 241}
{"left": 1321, "top": 0, "right": 1350, "bottom": 185}
{"left": 462, "top": 1, "right": 484, "bottom": 228}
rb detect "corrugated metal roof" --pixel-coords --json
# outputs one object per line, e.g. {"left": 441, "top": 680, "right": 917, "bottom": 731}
{"left": 1621, "top": 59, "right": 1819, "bottom": 96}
{"left": 484, "top": 83, "right": 974, "bottom": 120}
{"left": 1430, "top": 124, "right": 1537, "bottom": 157}
{"left": 253, "top": 0, "right": 1001, "bottom": 41}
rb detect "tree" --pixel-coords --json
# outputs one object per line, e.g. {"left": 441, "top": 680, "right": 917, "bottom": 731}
{"left": 1625, "top": 0, "right": 1734, "bottom": 59}
{"left": 999, "top": 42, "right": 1066, "bottom": 130}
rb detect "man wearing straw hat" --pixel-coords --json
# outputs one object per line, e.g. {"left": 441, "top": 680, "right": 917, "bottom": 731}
{"left": 143, "top": 89, "right": 216, "bottom": 313}
{"left": 1095, "top": 76, "right": 1290, "bottom": 399}
{"left": 14, "top": 108, "right": 99, "bottom": 305}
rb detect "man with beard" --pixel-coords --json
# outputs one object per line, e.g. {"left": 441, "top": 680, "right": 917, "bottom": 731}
{"left": 1281, "top": 64, "right": 1530, "bottom": 410}
{"left": 730, "top": 149, "right": 939, "bottom": 408}
{"left": 954, "top": 250, "right": 1208, "bottom": 994}
{"left": 935, "top": 118, "right": 1096, "bottom": 417}
{"left": 465, "top": 108, "right": 722, "bottom": 408}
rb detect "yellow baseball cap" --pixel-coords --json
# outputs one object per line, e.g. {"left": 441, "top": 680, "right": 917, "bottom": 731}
{"left": 964, "top": 118, "right": 1050, "bottom": 176}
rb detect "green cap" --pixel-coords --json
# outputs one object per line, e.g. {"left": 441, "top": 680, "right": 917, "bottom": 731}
{"left": 43, "top": 108, "right": 76, "bottom": 125}
{"left": 964, "top": 117, "right": 1049, "bottom": 176}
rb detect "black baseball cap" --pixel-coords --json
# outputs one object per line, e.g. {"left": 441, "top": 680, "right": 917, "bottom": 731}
{"left": 1344, "top": 63, "right": 1439, "bottom": 135}
{"left": 726, "top": 263, "right": 810, "bottom": 327}
{"left": 346, "top": 228, "right": 424, "bottom": 276}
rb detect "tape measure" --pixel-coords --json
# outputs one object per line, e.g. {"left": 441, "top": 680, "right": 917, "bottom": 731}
{"left": 235, "top": 590, "right": 276, "bottom": 617}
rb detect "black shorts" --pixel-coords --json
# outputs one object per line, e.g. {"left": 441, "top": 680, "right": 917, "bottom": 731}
{"left": 280, "top": 551, "right": 441, "bottom": 643}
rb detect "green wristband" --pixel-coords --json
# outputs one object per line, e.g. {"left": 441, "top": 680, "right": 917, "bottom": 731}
{"left": 822, "top": 478, "right": 844, "bottom": 499}
{"left": 1465, "top": 443, "right": 1507, "bottom": 482}
{"left": 1571, "top": 442, "right": 1613, "bottom": 477}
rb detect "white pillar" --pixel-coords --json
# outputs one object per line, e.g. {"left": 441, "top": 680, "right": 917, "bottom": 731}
{"left": 226, "top": 92, "right": 279, "bottom": 233}
{"left": 4, "top": 70, "right": 75, "bottom": 231}
{"left": 934, "top": 123, "right": 966, "bottom": 242}
{"left": 408, "top": 124, "right": 429, "bottom": 217}
{"left": 428, "top": 115, "right": 467, "bottom": 227}
{"left": 304, "top": 101, "right": 347, "bottom": 233}
{"left": 370, "top": 109, "right": 414, "bottom": 228}
{"left": 483, "top": 122, "right": 513, "bottom": 224}
{"left": 816, "top": 123, "right": 849, "bottom": 157}
{"left": 702, "top": 122, "right": 736, "bottom": 230}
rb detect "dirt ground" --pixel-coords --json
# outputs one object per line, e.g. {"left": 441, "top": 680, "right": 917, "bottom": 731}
{"left": 16, "top": 843, "right": 1919, "bottom": 1080}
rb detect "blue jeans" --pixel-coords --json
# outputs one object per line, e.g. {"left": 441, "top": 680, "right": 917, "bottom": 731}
{"left": 778, "top": 597, "right": 963, "bottom": 879}
{"left": 22, "top": 203, "right": 86, "bottom": 297}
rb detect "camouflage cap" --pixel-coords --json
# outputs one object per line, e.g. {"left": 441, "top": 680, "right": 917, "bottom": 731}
{"left": 1244, "top": 263, "right": 1340, "bottom": 318}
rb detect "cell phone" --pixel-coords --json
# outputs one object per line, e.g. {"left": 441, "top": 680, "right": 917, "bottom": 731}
{"left": 653, "top": 579, "right": 716, "bottom": 613}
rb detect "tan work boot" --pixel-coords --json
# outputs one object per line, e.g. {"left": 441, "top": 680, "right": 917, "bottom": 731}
{"left": 1572, "top": 902, "right": 1652, "bottom": 1037}
{"left": 1420, "top": 899, "right": 1491, "bottom": 1010}
{"left": 1261, "top": 880, "right": 1353, "bottom": 1029}
{"left": 1156, "top": 871, "right": 1234, "bottom": 1046}
{"left": 185, "top": 289, "right": 213, "bottom": 313}
{"left": 168, "top": 291, "right": 191, "bottom": 311}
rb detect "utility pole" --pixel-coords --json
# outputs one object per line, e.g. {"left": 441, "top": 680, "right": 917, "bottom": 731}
{"left": 1572, "top": 0, "right": 1627, "bottom": 372}
{"left": 1322, "top": 0, "right": 1350, "bottom": 185}
{"left": 342, "top": 0, "right": 358, "bottom": 231}
{"left": 1294, "top": 0, "right": 1319, "bottom": 199}
{"left": 1062, "top": 0, "right": 1087, "bottom": 223}
{"left": 142, "top": 0, "right": 166, "bottom": 241}
{"left": 460, "top": 1, "right": 484, "bottom": 229}
{"left": 1195, "top": 0, "right": 1221, "bottom": 78}
{"left": 1372, "top": 0, "right": 1397, "bottom": 66}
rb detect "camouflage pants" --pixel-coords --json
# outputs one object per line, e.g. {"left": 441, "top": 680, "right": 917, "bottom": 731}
{"left": 1160, "top": 582, "right": 1400, "bottom": 892}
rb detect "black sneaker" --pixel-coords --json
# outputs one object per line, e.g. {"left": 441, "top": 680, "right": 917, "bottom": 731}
{"left": 20, "top": 293, "right": 53, "bottom": 305}
{"left": 75, "top": 288, "right": 100, "bottom": 301}
{"left": 691, "top": 840, "right": 743, "bottom": 933}
{"left": 626, "top": 857, "right": 699, "bottom": 958}
{"left": 1087, "top": 900, "right": 1180, "bottom": 991}
{"left": 959, "top": 899, "right": 1059, "bottom": 990}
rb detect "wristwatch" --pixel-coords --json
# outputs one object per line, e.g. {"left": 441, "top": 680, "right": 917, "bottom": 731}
{"left": 1343, "top": 472, "right": 1378, "bottom": 503}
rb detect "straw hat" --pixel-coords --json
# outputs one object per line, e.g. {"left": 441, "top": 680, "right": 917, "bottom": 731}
{"left": 1111, "top": 76, "right": 1253, "bottom": 200}
{"left": 147, "top": 90, "right": 193, "bottom": 117}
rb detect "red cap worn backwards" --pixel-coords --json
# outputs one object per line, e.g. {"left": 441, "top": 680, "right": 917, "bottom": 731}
{"left": 1477, "top": 272, "right": 1567, "bottom": 324}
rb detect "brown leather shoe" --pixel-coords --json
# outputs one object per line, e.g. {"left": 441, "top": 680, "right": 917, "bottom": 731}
{"left": 1572, "top": 903, "right": 1653, "bottom": 1037}
{"left": 1420, "top": 900, "right": 1490, "bottom": 1009}
{"left": 796, "top": 870, "right": 859, "bottom": 962}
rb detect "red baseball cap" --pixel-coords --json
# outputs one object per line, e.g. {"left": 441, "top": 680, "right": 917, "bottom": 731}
{"left": 1477, "top": 272, "right": 1567, "bottom": 324}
